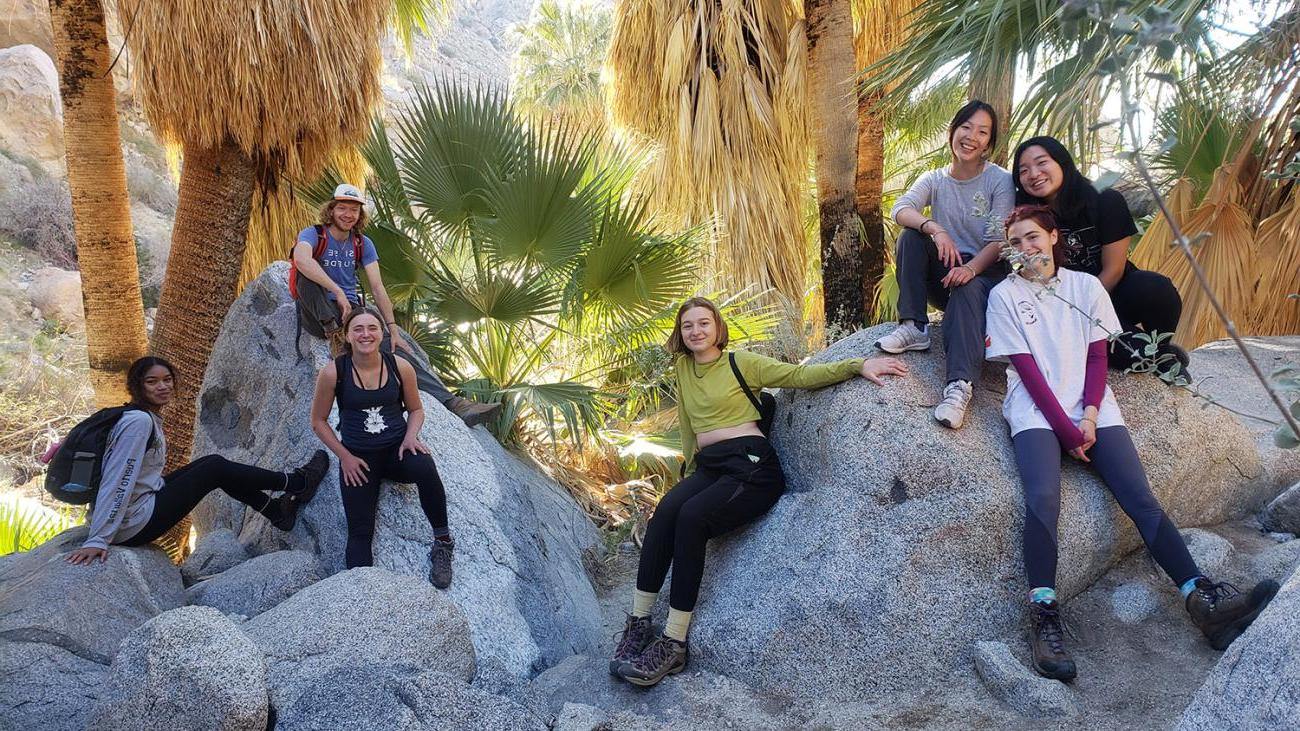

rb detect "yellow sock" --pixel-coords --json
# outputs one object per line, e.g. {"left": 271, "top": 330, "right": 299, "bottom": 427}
{"left": 632, "top": 590, "right": 657, "bottom": 618}
{"left": 664, "top": 608, "right": 692, "bottom": 642}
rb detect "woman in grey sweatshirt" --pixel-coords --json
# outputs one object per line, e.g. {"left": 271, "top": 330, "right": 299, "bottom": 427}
{"left": 64, "top": 356, "right": 328, "bottom": 565}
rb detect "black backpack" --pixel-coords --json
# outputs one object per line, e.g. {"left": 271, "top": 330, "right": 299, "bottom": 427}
{"left": 44, "top": 405, "right": 155, "bottom": 505}
{"left": 729, "top": 353, "right": 776, "bottom": 436}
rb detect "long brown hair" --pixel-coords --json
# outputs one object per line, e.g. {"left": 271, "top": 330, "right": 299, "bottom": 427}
{"left": 665, "top": 297, "right": 729, "bottom": 356}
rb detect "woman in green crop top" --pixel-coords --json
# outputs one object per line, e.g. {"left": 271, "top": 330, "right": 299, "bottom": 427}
{"left": 609, "top": 297, "right": 908, "bottom": 687}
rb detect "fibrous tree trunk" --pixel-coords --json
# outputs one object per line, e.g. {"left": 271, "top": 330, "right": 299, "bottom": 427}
{"left": 807, "top": 0, "right": 865, "bottom": 333}
{"left": 48, "top": 0, "right": 148, "bottom": 406}
{"left": 969, "top": 49, "right": 1015, "bottom": 165}
{"left": 150, "top": 139, "right": 255, "bottom": 553}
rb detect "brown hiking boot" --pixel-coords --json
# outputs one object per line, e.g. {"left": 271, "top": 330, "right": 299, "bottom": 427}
{"left": 428, "top": 537, "right": 454, "bottom": 589}
{"left": 446, "top": 396, "right": 502, "bottom": 428}
{"left": 609, "top": 614, "right": 654, "bottom": 676}
{"left": 617, "top": 634, "right": 687, "bottom": 687}
{"left": 1186, "top": 578, "right": 1279, "bottom": 650}
{"left": 1029, "top": 601, "right": 1077, "bottom": 682}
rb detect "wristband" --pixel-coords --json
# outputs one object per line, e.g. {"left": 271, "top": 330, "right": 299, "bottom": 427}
{"left": 960, "top": 264, "right": 976, "bottom": 276}
{"left": 1080, "top": 416, "right": 1096, "bottom": 425}
{"left": 920, "top": 218, "right": 935, "bottom": 234}
{"left": 387, "top": 321, "right": 398, "bottom": 327}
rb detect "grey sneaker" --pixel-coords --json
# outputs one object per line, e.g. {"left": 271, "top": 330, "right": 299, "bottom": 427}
{"left": 934, "top": 380, "right": 973, "bottom": 429}
{"left": 875, "top": 322, "right": 931, "bottom": 354}
{"left": 429, "top": 538, "right": 454, "bottom": 589}
{"left": 617, "top": 634, "right": 688, "bottom": 687}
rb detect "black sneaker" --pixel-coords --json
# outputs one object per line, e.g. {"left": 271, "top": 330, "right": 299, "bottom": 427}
{"left": 429, "top": 537, "right": 454, "bottom": 589}
{"left": 609, "top": 614, "right": 654, "bottom": 676}
{"left": 1029, "top": 601, "right": 1077, "bottom": 682}
{"left": 1186, "top": 578, "right": 1279, "bottom": 650}
{"left": 617, "top": 634, "right": 687, "bottom": 687}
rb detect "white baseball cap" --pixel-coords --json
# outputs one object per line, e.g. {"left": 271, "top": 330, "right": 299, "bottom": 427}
{"left": 332, "top": 183, "right": 365, "bottom": 204}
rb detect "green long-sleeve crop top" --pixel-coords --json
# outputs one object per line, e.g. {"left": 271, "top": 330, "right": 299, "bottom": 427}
{"left": 674, "top": 349, "right": 865, "bottom": 471}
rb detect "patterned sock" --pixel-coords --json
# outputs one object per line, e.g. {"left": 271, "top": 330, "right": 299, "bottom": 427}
{"left": 631, "top": 589, "right": 657, "bottom": 618}
{"left": 1179, "top": 576, "right": 1203, "bottom": 599}
{"left": 664, "top": 609, "right": 692, "bottom": 642}
{"left": 1030, "top": 587, "right": 1057, "bottom": 605}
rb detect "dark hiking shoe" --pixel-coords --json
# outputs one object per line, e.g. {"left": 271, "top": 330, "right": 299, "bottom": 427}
{"left": 1029, "top": 601, "right": 1077, "bottom": 682}
{"left": 429, "top": 538, "right": 454, "bottom": 589}
{"left": 1186, "top": 578, "right": 1279, "bottom": 650}
{"left": 609, "top": 614, "right": 655, "bottom": 676}
{"left": 289, "top": 450, "right": 329, "bottom": 505}
{"left": 269, "top": 495, "right": 300, "bottom": 532}
{"left": 617, "top": 634, "right": 687, "bottom": 687}
{"left": 446, "top": 397, "right": 502, "bottom": 428}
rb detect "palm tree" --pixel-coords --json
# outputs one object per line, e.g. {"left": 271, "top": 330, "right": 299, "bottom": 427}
{"left": 47, "top": 0, "right": 148, "bottom": 406}
{"left": 606, "top": 0, "right": 811, "bottom": 331}
{"left": 511, "top": 0, "right": 613, "bottom": 132}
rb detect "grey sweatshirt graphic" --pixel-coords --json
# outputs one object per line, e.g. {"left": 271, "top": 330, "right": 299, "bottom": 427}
{"left": 83, "top": 410, "right": 166, "bottom": 550}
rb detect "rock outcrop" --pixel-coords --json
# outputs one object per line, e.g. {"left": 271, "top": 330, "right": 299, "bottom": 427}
{"left": 972, "top": 641, "right": 1079, "bottom": 719}
{"left": 0, "top": 527, "right": 183, "bottom": 730}
{"left": 180, "top": 528, "right": 250, "bottom": 584}
{"left": 0, "top": 45, "right": 63, "bottom": 173}
{"left": 1261, "top": 480, "right": 1300, "bottom": 534}
{"left": 26, "top": 266, "right": 83, "bottom": 332}
{"left": 184, "top": 550, "right": 320, "bottom": 618}
{"left": 686, "top": 323, "right": 1269, "bottom": 700}
{"left": 88, "top": 606, "right": 269, "bottom": 731}
{"left": 190, "top": 264, "right": 604, "bottom": 677}
{"left": 1177, "top": 563, "right": 1300, "bottom": 730}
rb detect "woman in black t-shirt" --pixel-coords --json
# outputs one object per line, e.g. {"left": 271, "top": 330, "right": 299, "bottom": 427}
{"left": 309, "top": 307, "right": 455, "bottom": 587}
{"left": 1011, "top": 136, "right": 1188, "bottom": 382}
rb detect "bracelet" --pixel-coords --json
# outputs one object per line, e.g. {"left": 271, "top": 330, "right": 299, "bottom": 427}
{"left": 920, "top": 218, "right": 936, "bottom": 234}
{"left": 960, "top": 264, "right": 976, "bottom": 275}
{"left": 1080, "top": 416, "right": 1096, "bottom": 425}
{"left": 387, "top": 321, "right": 398, "bottom": 327}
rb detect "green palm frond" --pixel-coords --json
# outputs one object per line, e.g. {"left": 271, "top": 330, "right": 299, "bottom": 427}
{"left": 391, "top": 0, "right": 456, "bottom": 57}
{"left": 392, "top": 82, "right": 526, "bottom": 237}
{"left": 425, "top": 265, "right": 562, "bottom": 325}
{"left": 500, "top": 380, "right": 615, "bottom": 446}
{"left": 576, "top": 200, "right": 699, "bottom": 323}
{"left": 1149, "top": 87, "right": 1251, "bottom": 193}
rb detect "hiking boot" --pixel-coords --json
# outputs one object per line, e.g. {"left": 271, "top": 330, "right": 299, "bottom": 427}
{"left": 875, "top": 322, "right": 931, "bottom": 354}
{"left": 268, "top": 495, "right": 301, "bottom": 532}
{"left": 1029, "top": 601, "right": 1076, "bottom": 682}
{"left": 429, "top": 537, "right": 454, "bottom": 589}
{"left": 933, "top": 380, "right": 973, "bottom": 429}
{"left": 1186, "top": 578, "right": 1279, "bottom": 650}
{"left": 609, "top": 614, "right": 655, "bottom": 676}
{"left": 447, "top": 396, "right": 502, "bottom": 428}
{"left": 288, "top": 450, "right": 328, "bottom": 504}
{"left": 617, "top": 634, "right": 688, "bottom": 687}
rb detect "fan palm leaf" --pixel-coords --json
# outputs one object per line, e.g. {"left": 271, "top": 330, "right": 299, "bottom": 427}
{"left": 1172, "top": 166, "right": 1256, "bottom": 349}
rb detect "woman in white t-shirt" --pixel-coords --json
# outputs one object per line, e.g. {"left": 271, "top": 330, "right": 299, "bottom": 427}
{"left": 985, "top": 205, "right": 1277, "bottom": 683}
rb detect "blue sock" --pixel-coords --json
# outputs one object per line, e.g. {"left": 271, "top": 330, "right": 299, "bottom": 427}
{"left": 1029, "top": 587, "right": 1057, "bottom": 605}
{"left": 1179, "top": 576, "right": 1203, "bottom": 598}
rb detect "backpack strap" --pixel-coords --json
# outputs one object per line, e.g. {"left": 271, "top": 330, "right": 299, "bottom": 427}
{"left": 728, "top": 352, "right": 763, "bottom": 415}
{"left": 383, "top": 351, "right": 404, "bottom": 395}
{"left": 122, "top": 404, "right": 159, "bottom": 452}
{"left": 333, "top": 354, "right": 347, "bottom": 399}
{"left": 313, "top": 224, "right": 329, "bottom": 259}
{"left": 352, "top": 229, "right": 367, "bottom": 306}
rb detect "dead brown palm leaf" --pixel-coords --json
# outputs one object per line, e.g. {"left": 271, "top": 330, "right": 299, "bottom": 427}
{"left": 1172, "top": 166, "right": 1257, "bottom": 350}
{"left": 1247, "top": 196, "right": 1300, "bottom": 335}
{"left": 1131, "top": 177, "right": 1196, "bottom": 272}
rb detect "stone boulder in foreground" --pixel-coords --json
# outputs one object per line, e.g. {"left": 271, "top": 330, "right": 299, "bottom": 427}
{"left": 689, "top": 323, "right": 1271, "bottom": 700}
{"left": 190, "top": 263, "right": 604, "bottom": 678}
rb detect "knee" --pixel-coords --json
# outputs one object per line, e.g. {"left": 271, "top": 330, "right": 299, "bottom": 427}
{"left": 896, "top": 228, "right": 928, "bottom": 257}
{"left": 674, "top": 505, "right": 708, "bottom": 539}
{"left": 946, "top": 281, "right": 989, "bottom": 310}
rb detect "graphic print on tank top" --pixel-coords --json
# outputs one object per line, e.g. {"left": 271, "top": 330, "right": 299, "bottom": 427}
{"left": 363, "top": 406, "right": 387, "bottom": 434}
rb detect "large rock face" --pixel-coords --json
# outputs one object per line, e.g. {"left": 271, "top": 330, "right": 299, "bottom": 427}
{"left": 0, "top": 45, "right": 63, "bottom": 173}
{"left": 687, "top": 324, "right": 1267, "bottom": 700}
{"left": 184, "top": 550, "right": 321, "bottom": 618}
{"left": 0, "top": 527, "right": 184, "bottom": 730}
{"left": 1177, "top": 564, "right": 1300, "bottom": 730}
{"left": 88, "top": 606, "right": 269, "bottom": 731}
{"left": 191, "top": 264, "right": 604, "bottom": 677}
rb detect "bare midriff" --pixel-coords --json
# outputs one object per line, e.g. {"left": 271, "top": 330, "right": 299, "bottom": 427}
{"left": 696, "top": 421, "right": 764, "bottom": 450}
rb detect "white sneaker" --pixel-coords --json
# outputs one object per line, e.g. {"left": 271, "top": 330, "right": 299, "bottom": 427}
{"left": 875, "top": 322, "right": 931, "bottom": 354}
{"left": 934, "top": 380, "right": 973, "bottom": 429}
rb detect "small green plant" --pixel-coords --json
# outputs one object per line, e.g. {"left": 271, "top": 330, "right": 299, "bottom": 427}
{"left": 0, "top": 494, "right": 83, "bottom": 556}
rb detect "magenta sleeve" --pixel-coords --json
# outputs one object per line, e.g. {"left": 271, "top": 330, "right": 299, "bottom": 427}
{"left": 1007, "top": 353, "right": 1085, "bottom": 450}
{"left": 1083, "top": 339, "right": 1108, "bottom": 411}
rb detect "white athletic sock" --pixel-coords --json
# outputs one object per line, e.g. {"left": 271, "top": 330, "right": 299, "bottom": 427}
{"left": 632, "top": 589, "right": 656, "bottom": 618}
{"left": 664, "top": 609, "right": 692, "bottom": 642}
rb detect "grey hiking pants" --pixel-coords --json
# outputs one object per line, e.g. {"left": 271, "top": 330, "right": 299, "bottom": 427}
{"left": 294, "top": 273, "right": 456, "bottom": 406}
{"left": 894, "top": 228, "right": 1007, "bottom": 384}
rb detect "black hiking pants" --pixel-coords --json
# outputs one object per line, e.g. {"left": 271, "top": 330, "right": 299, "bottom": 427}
{"left": 119, "top": 455, "right": 291, "bottom": 546}
{"left": 339, "top": 445, "right": 449, "bottom": 569}
{"left": 294, "top": 273, "right": 456, "bottom": 405}
{"left": 636, "top": 436, "right": 785, "bottom": 612}
{"left": 1106, "top": 265, "right": 1183, "bottom": 371}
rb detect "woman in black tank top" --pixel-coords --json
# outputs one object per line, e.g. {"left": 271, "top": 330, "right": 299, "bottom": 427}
{"left": 309, "top": 307, "right": 455, "bottom": 588}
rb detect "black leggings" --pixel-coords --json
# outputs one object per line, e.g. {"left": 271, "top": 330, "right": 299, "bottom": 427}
{"left": 1107, "top": 267, "right": 1183, "bottom": 370}
{"left": 340, "top": 446, "right": 448, "bottom": 568}
{"left": 636, "top": 436, "right": 785, "bottom": 612}
{"left": 119, "top": 455, "right": 289, "bottom": 546}
{"left": 1013, "top": 426, "right": 1199, "bottom": 589}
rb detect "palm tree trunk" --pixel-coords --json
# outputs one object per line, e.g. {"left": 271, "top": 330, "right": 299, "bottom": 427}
{"left": 150, "top": 139, "right": 255, "bottom": 555}
{"left": 969, "top": 50, "right": 1015, "bottom": 165}
{"left": 48, "top": 0, "right": 148, "bottom": 406}
{"left": 855, "top": 92, "right": 887, "bottom": 319}
{"left": 807, "top": 0, "right": 865, "bottom": 333}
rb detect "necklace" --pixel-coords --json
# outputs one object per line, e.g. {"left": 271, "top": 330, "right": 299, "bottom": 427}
{"left": 690, "top": 353, "right": 722, "bottom": 378}
{"left": 352, "top": 356, "right": 386, "bottom": 390}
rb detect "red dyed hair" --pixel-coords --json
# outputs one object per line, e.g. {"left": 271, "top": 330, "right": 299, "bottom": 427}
{"left": 1004, "top": 204, "right": 1066, "bottom": 268}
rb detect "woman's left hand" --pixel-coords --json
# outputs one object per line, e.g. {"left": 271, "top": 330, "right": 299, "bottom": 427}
{"left": 861, "top": 357, "right": 909, "bottom": 385}
{"left": 398, "top": 436, "right": 431, "bottom": 460}
{"left": 941, "top": 264, "right": 976, "bottom": 289}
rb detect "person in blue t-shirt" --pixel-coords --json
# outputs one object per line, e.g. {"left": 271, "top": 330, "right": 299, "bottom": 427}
{"left": 293, "top": 183, "right": 501, "bottom": 427}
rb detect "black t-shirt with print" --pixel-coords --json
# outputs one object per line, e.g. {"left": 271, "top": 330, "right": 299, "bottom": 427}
{"left": 1055, "top": 189, "right": 1139, "bottom": 276}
